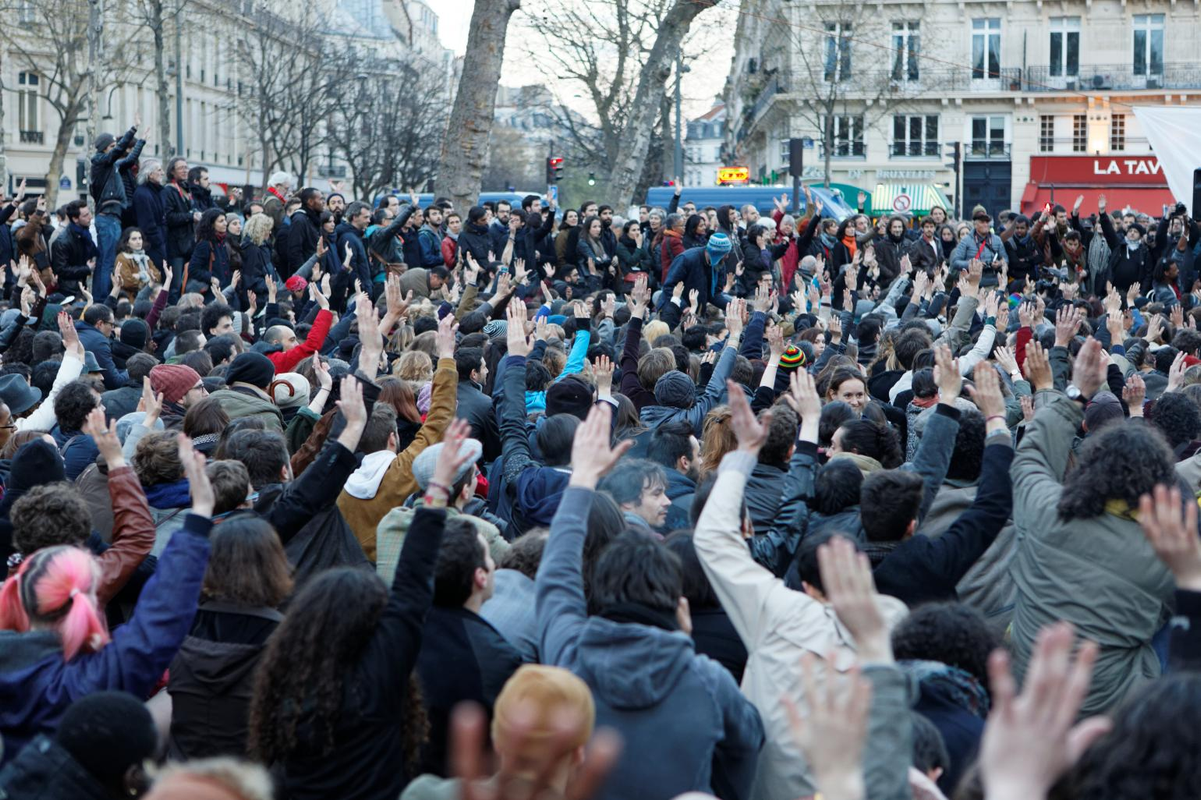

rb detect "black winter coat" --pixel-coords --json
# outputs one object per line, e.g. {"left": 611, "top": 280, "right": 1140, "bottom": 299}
{"left": 284, "top": 208, "right": 321, "bottom": 277}
{"left": 163, "top": 181, "right": 196, "bottom": 260}
{"left": 0, "top": 735, "right": 111, "bottom": 800}
{"left": 133, "top": 181, "right": 168, "bottom": 266}
{"left": 49, "top": 226, "right": 94, "bottom": 297}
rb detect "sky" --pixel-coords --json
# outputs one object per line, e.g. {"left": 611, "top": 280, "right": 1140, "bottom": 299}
{"left": 432, "top": 0, "right": 735, "bottom": 122}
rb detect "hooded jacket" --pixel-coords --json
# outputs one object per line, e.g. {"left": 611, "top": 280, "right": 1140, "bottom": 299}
{"left": 0, "top": 514, "right": 211, "bottom": 765}
{"left": 0, "top": 734, "right": 113, "bottom": 800}
{"left": 89, "top": 126, "right": 137, "bottom": 215}
{"left": 167, "top": 602, "right": 283, "bottom": 760}
{"left": 638, "top": 345, "right": 737, "bottom": 437}
{"left": 537, "top": 487, "right": 765, "bottom": 800}
{"left": 209, "top": 385, "right": 285, "bottom": 432}
{"left": 337, "top": 357, "right": 458, "bottom": 559}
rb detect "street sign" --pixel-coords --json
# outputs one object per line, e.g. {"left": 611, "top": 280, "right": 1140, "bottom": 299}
{"left": 892, "top": 192, "right": 912, "bottom": 212}
{"left": 59, "top": 177, "right": 71, "bottom": 190}
{"left": 802, "top": 137, "right": 815, "bottom": 149}
{"left": 718, "top": 166, "right": 750, "bottom": 184}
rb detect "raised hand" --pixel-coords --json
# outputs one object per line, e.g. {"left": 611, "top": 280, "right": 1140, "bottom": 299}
{"left": 312, "top": 353, "right": 332, "bottom": 393}
{"left": 967, "top": 363, "right": 1006, "bottom": 426}
{"left": 83, "top": 407, "right": 124, "bottom": 468}
{"left": 766, "top": 322, "right": 785, "bottom": 359}
{"left": 1140, "top": 484, "right": 1201, "bottom": 591}
{"left": 979, "top": 623, "right": 1108, "bottom": 800}
{"left": 1023, "top": 341, "right": 1053, "bottom": 392}
{"left": 177, "top": 434, "right": 214, "bottom": 517}
{"left": 506, "top": 300, "right": 531, "bottom": 358}
{"left": 428, "top": 418, "right": 474, "bottom": 508}
{"left": 725, "top": 297, "right": 745, "bottom": 338}
{"left": 1020, "top": 395, "right": 1035, "bottom": 422}
{"left": 728, "top": 379, "right": 771, "bottom": 454}
{"left": 569, "top": 404, "right": 633, "bottom": 488}
{"left": 1168, "top": 350, "right": 1188, "bottom": 393}
{"left": 436, "top": 312, "right": 457, "bottom": 361}
{"left": 1070, "top": 338, "right": 1108, "bottom": 399}
{"left": 933, "top": 345, "right": 962, "bottom": 404}
{"left": 783, "top": 653, "right": 872, "bottom": 800}
{"left": 1054, "top": 305, "right": 1084, "bottom": 347}
{"left": 1123, "top": 372, "right": 1146, "bottom": 415}
{"left": 993, "top": 345, "right": 1018, "bottom": 376}
{"left": 139, "top": 376, "right": 164, "bottom": 424}
{"left": 819, "top": 535, "right": 889, "bottom": 661}
{"left": 57, "top": 311, "right": 84, "bottom": 359}
{"left": 593, "top": 354, "right": 614, "bottom": 397}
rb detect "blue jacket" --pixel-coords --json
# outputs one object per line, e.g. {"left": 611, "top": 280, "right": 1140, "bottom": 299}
{"left": 133, "top": 182, "right": 168, "bottom": 267}
{"left": 188, "top": 239, "right": 232, "bottom": 290}
{"left": 75, "top": 320, "right": 127, "bottom": 391}
{"left": 0, "top": 514, "right": 211, "bottom": 765}
{"left": 660, "top": 246, "right": 726, "bottom": 311}
{"left": 537, "top": 488, "right": 764, "bottom": 800}
{"left": 417, "top": 224, "right": 443, "bottom": 269}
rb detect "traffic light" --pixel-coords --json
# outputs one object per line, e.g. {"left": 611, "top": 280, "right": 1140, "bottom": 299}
{"left": 546, "top": 157, "right": 565, "bottom": 183}
{"left": 588, "top": 172, "right": 597, "bottom": 187}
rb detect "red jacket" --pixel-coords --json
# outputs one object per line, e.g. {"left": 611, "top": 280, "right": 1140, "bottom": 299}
{"left": 660, "top": 230, "right": 684, "bottom": 282}
{"left": 442, "top": 236, "right": 457, "bottom": 268}
{"left": 267, "top": 308, "right": 333, "bottom": 374}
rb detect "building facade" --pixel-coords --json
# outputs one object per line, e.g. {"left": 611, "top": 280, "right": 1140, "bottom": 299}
{"left": 0, "top": 0, "right": 453, "bottom": 201}
{"left": 684, "top": 103, "right": 726, "bottom": 187}
{"left": 725, "top": 0, "right": 1198, "bottom": 219}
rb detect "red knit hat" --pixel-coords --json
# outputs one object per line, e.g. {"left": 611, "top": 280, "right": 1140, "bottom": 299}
{"left": 285, "top": 275, "right": 308, "bottom": 293}
{"left": 149, "top": 364, "right": 202, "bottom": 406}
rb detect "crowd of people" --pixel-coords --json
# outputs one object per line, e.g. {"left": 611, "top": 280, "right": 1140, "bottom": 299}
{"left": 0, "top": 115, "right": 1199, "bottom": 800}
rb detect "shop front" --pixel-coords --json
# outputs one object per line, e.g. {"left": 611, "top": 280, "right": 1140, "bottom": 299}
{"left": 1021, "top": 155, "right": 1176, "bottom": 217}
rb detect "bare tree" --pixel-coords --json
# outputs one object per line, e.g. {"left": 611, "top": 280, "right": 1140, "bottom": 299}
{"left": 326, "top": 53, "right": 447, "bottom": 200}
{"left": 129, "top": 0, "right": 189, "bottom": 157}
{"left": 436, "top": 0, "right": 521, "bottom": 211}
{"left": 0, "top": 0, "right": 137, "bottom": 205}
{"left": 768, "top": 0, "right": 932, "bottom": 187}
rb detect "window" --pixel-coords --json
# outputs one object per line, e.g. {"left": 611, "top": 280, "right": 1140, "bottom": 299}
{"left": 1072, "top": 114, "right": 1087, "bottom": 152}
{"left": 16, "top": 0, "right": 34, "bottom": 23}
{"left": 17, "top": 72, "right": 40, "bottom": 140}
{"left": 892, "top": 114, "right": 938, "bottom": 156}
{"left": 824, "top": 23, "right": 852, "bottom": 82}
{"left": 971, "top": 18, "right": 1001, "bottom": 80}
{"left": 1110, "top": 114, "right": 1126, "bottom": 151}
{"left": 825, "top": 115, "right": 865, "bottom": 158}
{"left": 1039, "top": 115, "right": 1055, "bottom": 152}
{"left": 1049, "top": 17, "right": 1080, "bottom": 77}
{"left": 892, "top": 22, "right": 920, "bottom": 82}
{"left": 970, "top": 115, "right": 1006, "bottom": 157}
{"left": 1133, "top": 14, "right": 1164, "bottom": 76}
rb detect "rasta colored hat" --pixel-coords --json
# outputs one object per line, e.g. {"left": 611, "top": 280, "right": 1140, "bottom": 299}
{"left": 779, "top": 344, "right": 807, "bottom": 370}
{"left": 284, "top": 275, "right": 308, "bottom": 293}
{"left": 149, "top": 364, "right": 202, "bottom": 406}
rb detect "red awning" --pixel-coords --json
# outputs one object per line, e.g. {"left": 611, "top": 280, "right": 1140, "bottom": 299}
{"left": 1020, "top": 184, "right": 1176, "bottom": 217}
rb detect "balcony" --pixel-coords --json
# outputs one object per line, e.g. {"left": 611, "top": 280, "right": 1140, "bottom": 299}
{"left": 19, "top": 130, "right": 43, "bottom": 145}
{"left": 967, "top": 142, "right": 1011, "bottom": 160}
{"left": 1024, "top": 63, "right": 1201, "bottom": 92}
{"left": 890, "top": 141, "right": 941, "bottom": 158}
{"left": 748, "top": 77, "right": 786, "bottom": 124}
{"left": 821, "top": 141, "right": 867, "bottom": 159}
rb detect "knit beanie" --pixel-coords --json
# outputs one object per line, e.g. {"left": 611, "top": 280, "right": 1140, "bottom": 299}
{"left": 94, "top": 132, "right": 115, "bottom": 153}
{"left": 779, "top": 344, "right": 806, "bottom": 371}
{"left": 149, "top": 364, "right": 202, "bottom": 405}
{"left": 654, "top": 371, "right": 696, "bottom": 409}
{"left": 546, "top": 377, "right": 594, "bottom": 420}
{"left": 225, "top": 351, "right": 275, "bottom": 390}
{"left": 270, "top": 372, "right": 311, "bottom": 410}
{"left": 411, "top": 439, "right": 483, "bottom": 491}
{"left": 119, "top": 318, "right": 149, "bottom": 349}
{"left": 1084, "top": 391, "right": 1124, "bottom": 433}
{"left": 482, "top": 319, "right": 508, "bottom": 345}
{"left": 706, "top": 231, "right": 732, "bottom": 263}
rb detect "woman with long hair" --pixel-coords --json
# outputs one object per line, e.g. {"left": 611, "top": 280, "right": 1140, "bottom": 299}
{"left": 114, "top": 227, "right": 161, "bottom": 298}
{"left": 188, "top": 208, "right": 232, "bottom": 293}
{"left": 682, "top": 213, "right": 708, "bottom": 250}
{"left": 0, "top": 435, "right": 214, "bottom": 764}
{"left": 377, "top": 377, "right": 424, "bottom": 451}
{"left": 240, "top": 213, "right": 276, "bottom": 304}
{"left": 168, "top": 513, "right": 293, "bottom": 760}
{"left": 575, "top": 215, "right": 608, "bottom": 292}
{"left": 555, "top": 208, "right": 579, "bottom": 268}
{"left": 248, "top": 424, "right": 475, "bottom": 799}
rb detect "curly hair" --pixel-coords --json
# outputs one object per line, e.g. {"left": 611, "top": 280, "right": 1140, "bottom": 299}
{"left": 243, "top": 213, "right": 273, "bottom": 246}
{"left": 11, "top": 484, "right": 92, "bottom": 554}
{"left": 1069, "top": 673, "right": 1201, "bottom": 800}
{"left": 53, "top": 381, "right": 98, "bottom": 433}
{"left": 890, "top": 602, "right": 999, "bottom": 690}
{"left": 248, "top": 567, "right": 428, "bottom": 772}
{"left": 1149, "top": 391, "right": 1201, "bottom": 449}
{"left": 1058, "top": 420, "right": 1175, "bottom": 521}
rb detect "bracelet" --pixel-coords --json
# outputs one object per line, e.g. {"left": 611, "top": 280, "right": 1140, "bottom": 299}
{"left": 986, "top": 414, "right": 1007, "bottom": 424}
{"left": 426, "top": 481, "right": 451, "bottom": 496}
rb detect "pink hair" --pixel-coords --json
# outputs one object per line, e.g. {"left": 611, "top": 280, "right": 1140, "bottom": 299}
{"left": 0, "top": 547, "right": 110, "bottom": 660}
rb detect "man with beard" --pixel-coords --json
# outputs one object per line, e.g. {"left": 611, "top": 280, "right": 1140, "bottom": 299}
{"left": 598, "top": 204, "right": 618, "bottom": 261}
{"left": 646, "top": 420, "right": 702, "bottom": 530}
{"left": 458, "top": 206, "right": 494, "bottom": 272}
{"left": 327, "top": 192, "right": 346, "bottom": 226}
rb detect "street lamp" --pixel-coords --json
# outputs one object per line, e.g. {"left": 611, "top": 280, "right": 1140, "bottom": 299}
{"left": 673, "top": 53, "right": 691, "bottom": 181}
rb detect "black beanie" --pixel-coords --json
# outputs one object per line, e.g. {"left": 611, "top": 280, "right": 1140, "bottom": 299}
{"left": 119, "top": 318, "right": 149, "bottom": 349}
{"left": 57, "top": 691, "right": 157, "bottom": 785}
{"left": 225, "top": 351, "right": 275, "bottom": 389}
{"left": 546, "top": 377, "right": 594, "bottom": 420}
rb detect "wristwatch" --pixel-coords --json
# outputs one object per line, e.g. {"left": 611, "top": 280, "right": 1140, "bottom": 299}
{"left": 1065, "top": 384, "right": 1088, "bottom": 405}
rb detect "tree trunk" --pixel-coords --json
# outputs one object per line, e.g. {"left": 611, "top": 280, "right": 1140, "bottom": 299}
{"left": 0, "top": 59, "right": 8, "bottom": 196}
{"left": 152, "top": 0, "right": 171, "bottom": 157}
{"left": 608, "top": 0, "right": 717, "bottom": 210}
{"left": 45, "top": 98, "right": 84, "bottom": 208}
{"left": 435, "top": 0, "right": 521, "bottom": 211}
{"left": 85, "top": 0, "right": 103, "bottom": 208}
{"left": 823, "top": 113, "right": 833, "bottom": 189}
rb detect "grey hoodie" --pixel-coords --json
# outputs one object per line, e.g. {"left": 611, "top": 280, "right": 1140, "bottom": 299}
{"left": 537, "top": 486, "right": 764, "bottom": 800}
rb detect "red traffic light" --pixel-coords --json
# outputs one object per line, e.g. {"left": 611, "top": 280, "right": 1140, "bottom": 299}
{"left": 549, "top": 157, "right": 564, "bottom": 168}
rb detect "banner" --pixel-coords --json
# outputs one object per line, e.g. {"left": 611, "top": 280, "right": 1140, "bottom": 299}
{"left": 1133, "top": 106, "right": 1201, "bottom": 203}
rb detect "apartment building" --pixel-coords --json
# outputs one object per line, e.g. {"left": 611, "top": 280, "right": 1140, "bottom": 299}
{"left": 726, "top": 0, "right": 1199, "bottom": 219}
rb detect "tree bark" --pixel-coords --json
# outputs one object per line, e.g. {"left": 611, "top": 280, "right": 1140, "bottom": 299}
{"left": 435, "top": 0, "right": 521, "bottom": 211}
{"left": 152, "top": 0, "right": 171, "bottom": 157}
{"left": 85, "top": 0, "right": 103, "bottom": 208}
{"left": 608, "top": 0, "right": 717, "bottom": 210}
{"left": 0, "top": 56, "right": 8, "bottom": 196}
{"left": 44, "top": 96, "right": 84, "bottom": 208}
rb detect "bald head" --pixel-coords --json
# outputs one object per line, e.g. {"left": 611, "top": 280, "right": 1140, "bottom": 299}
{"left": 265, "top": 325, "right": 299, "bottom": 351}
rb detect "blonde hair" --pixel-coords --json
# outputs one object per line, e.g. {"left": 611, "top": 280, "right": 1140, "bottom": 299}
{"left": 492, "top": 665, "right": 595, "bottom": 760}
{"left": 643, "top": 320, "right": 670, "bottom": 344}
{"left": 394, "top": 350, "right": 433, "bottom": 383}
{"left": 146, "top": 757, "right": 274, "bottom": 800}
{"left": 244, "top": 213, "right": 274, "bottom": 246}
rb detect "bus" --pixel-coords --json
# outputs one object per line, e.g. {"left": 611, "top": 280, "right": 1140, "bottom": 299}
{"left": 644, "top": 185, "right": 856, "bottom": 221}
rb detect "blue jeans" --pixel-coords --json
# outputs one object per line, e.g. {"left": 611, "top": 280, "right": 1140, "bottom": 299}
{"left": 93, "top": 213, "right": 121, "bottom": 299}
